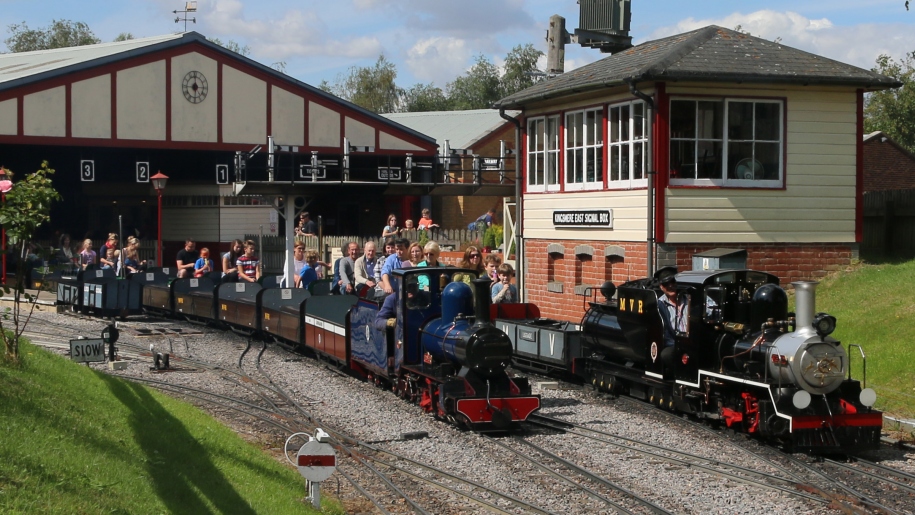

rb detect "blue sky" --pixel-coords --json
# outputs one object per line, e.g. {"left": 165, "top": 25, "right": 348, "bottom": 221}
{"left": 2, "top": 0, "right": 914, "bottom": 90}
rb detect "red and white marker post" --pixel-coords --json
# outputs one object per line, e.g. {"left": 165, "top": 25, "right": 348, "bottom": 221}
{"left": 296, "top": 428, "right": 336, "bottom": 509}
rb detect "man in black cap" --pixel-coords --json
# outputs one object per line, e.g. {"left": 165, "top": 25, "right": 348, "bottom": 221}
{"left": 658, "top": 274, "right": 688, "bottom": 348}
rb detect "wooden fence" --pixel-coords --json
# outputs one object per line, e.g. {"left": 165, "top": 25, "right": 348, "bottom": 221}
{"left": 862, "top": 188, "right": 915, "bottom": 257}
{"left": 246, "top": 228, "right": 488, "bottom": 274}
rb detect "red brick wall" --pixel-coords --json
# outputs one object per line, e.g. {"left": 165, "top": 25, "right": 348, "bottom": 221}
{"left": 863, "top": 138, "right": 915, "bottom": 192}
{"left": 523, "top": 239, "right": 854, "bottom": 322}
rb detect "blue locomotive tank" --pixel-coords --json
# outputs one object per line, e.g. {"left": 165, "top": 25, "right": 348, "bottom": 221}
{"left": 420, "top": 280, "right": 513, "bottom": 378}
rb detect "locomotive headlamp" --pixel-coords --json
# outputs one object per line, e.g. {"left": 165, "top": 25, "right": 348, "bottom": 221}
{"left": 812, "top": 312, "right": 836, "bottom": 337}
{"left": 792, "top": 390, "right": 812, "bottom": 410}
{"left": 859, "top": 388, "right": 877, "bottom": 408}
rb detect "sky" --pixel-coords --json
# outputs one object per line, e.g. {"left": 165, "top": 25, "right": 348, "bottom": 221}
{"left": 1, "top": 0, "right": 914, "bottom": 91}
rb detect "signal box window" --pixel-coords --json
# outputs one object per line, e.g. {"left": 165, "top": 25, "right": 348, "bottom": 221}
{"left": 527, "top": 115, "right": 560, "bottom": 192}
{"left": 669, "top": 98, "right": 783, "bottom": 187}
{"left": 564, "top": 108, "right": 604, "bottom": 191}
{"left": 608, "top": 100, "right": 648, "bottom": 189}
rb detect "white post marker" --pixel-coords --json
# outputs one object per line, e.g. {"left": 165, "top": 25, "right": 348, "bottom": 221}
{"left": 296, "top": 428, "right": 335, "bottom": 509}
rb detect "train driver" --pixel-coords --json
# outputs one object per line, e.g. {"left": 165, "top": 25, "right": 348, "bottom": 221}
{"left": 658, "top": 275, "right": 689, "bottom": 348}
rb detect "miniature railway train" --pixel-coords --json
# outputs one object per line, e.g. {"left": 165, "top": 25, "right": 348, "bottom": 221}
{"left": 39, "top": 265, "right": 883, "bottom": 452}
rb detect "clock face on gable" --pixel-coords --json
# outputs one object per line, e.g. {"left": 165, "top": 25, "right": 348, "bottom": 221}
{"left": 182, "top": 71, "right": 208, "bottom": 104}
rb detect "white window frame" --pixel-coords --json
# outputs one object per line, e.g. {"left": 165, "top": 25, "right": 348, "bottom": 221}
{"left": 669, "top": 97, "right": 784, "bottom": 188}
{"left": 607, "top": 100, "right": 648, "bottom": 189}
{"left": 526, "top": 115, "right": 560, "bottom": 192}
{"left": 564, "top": 108, "right": 604, "bottom": 191}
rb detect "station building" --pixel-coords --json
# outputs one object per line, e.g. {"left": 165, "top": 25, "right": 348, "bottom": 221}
{"left": 494, "top": 25, "right": 900, "bottom": 321}
{"left": 0, "top": 32, "right": 443, "bottom": 261}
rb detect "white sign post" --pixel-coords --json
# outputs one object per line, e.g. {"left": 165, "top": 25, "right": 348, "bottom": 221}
{"left": 70, "top": 338, "right": 106, "bottom": 363}
{"left": 296, "top": 429, "right": 336, "bottom": 509}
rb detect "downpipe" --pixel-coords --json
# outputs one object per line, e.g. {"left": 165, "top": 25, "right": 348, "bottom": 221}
{"left": 628, "top": 80, "right": 655, "bottom": 276}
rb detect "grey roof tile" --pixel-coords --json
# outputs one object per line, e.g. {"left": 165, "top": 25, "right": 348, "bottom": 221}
{"left": 496, "top": 25, "right": 900, "bottom": 108}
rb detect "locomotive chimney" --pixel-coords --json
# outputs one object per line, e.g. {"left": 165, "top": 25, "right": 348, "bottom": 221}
{"left": 791, "top": 281, "right": 818, "bottom": 333}
{"left": 472, "top": 276, "right": 494, "bottom": 326}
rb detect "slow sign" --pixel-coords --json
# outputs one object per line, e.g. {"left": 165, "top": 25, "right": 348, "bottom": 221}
{"left": 70, "top": 338, "right": 106, "bottom": 363}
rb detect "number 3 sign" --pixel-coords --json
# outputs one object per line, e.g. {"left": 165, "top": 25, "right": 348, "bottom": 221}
{"left": 80, "top": 160, "right": 95, "bottom": 182}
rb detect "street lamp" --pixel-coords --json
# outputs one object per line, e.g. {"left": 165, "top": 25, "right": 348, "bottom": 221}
{"left": 0, "top": 167, "right": 11, "bottom": 286}
{"left": 151, "top": 171, "right": 168, "bottom": 268}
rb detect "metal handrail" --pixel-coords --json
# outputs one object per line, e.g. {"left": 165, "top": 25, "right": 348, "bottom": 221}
{"left": 847, "top": 344, "right": 867, "bottom": 387}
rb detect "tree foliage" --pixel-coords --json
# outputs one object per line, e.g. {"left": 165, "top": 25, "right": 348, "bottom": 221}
{"left": 0, "top": 161, "right": 62, "bottom": 364}
{"left": 500, "top": 44, "right": 546, "bottom": 98}
{"left": 865, "top": 52, "right": 915, "bottom": 153}
{"left": 400, "top": 83, "right": 451, "bottom": 112}
{"left": 325, "top": 55, "right": 400, "bottom": 114}
{"left": 4, "top": 20, "right": 100, "bottom": 52}
{"left": 208, "top": 37, "right": 250, "bottom": 56}
{"left": 446, "top": 55, "right": 503, "bottom": 110}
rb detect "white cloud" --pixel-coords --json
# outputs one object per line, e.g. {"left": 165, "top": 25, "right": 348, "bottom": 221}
{"left": 405, "top": 37, "right": 472, "bottom": 85}
{"left": 648, "top": 9, "right": 915, "bottom": 70}
{"left": 198, "top": 0, "right": 382, "bottom": 60}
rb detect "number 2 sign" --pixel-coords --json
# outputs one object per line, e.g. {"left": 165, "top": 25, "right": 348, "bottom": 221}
{"left": 80, "top": 160, "right": 95, "bottom": 182}
{"left": 137, "top": 162, "right": 150, "bottom": 183}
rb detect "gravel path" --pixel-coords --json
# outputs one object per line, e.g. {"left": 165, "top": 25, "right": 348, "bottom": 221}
{"left": 23, "top": 309, "right": 915, "bottom": 514}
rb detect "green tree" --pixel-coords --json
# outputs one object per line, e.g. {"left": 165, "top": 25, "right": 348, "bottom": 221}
{"left": 0, "top": 162, "right": 62, "bottom": 364}
{"left": 113, "top": 32, "right": 134, "bottom": 42}
{"left": 325, "top": 55, "right": 401, "bottom": 113}
{"left": 208, "top": 37, "right": 250, "bottom": 56}
{"left": 865, "top": 52, "right": 915, "bottom": 153}
{"left": 500, "top": 44, "right": 544, "bottom": 98}
{"left": 400, "top": 83, "right": 451, "bottom": 112}
{"left": 447, "top": 54, "right": 502, "bottom": 110}
{"left": 4, "top": 20, "right": 100, "bottom": 52}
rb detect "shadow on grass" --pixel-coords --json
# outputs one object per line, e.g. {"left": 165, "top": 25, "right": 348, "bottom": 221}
{"left": 98, "top": 374, "right": 257, "bottom": 515}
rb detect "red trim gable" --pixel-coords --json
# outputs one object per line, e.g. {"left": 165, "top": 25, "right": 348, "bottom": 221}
{"left": 0, "top": 40, "right": 436, "bottom": 155}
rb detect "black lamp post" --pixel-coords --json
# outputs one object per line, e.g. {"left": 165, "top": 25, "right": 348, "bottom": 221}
{"left": 151, "top": 172, "right": 168, "bottom": 267}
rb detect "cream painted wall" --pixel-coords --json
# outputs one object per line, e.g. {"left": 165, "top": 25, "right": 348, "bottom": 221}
{"left": 664, "top": 84, "right": 858, "bottom": 244}
{"left": 271, "top": 87, "right": 305, "bottom": 146}
{"left": 117, "top": 61, "right": 166, "bottom": 140}
{"left": 23, "top": 86, "right": 65, "bottom": 137}
{"left": 0, "top": 99, "right": 17, "bottom": 135}
{"left": 162, "top": 207, "right": 219, "bottom": 242}
{"left": 72, "top": 75, "right": 111, "bottom": 139}
{"left": 344, "top": 116, "right": 374, "bottom": 147}
{"left": 379, "top": 131, "right": 424, "bottom": 151}
{"left": 222, "top": 65, "right": 266, "bottom": 144}
{"left": 523, "top": 190, "right": 647, "bottom": 241}
{"left": 309, "top": 101, "right": 340, "bottom": 148}
{"left": 171, "top": 53, "right": 218, "bottom": 143}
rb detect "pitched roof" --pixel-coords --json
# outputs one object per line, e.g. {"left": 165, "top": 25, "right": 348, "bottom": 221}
{"left": 496, "top": 25, "right": 901, "bottom": 108}
{"left": 0, "top": 32, "right": 435, "bottom": 146}
{"left": 382, "top": 109, "right": 519, "bottom": 150}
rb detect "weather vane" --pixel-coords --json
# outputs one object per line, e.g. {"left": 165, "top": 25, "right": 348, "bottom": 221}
{"left": 173, "top": 1, "right": 197, "bottom": 32}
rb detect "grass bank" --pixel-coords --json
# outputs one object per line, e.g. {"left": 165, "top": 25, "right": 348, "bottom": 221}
{"left": 814, "top": 258, "right": 915, "bottom": 420}
{"left": 0, "top": 340, "right": 340, "bottom": 514}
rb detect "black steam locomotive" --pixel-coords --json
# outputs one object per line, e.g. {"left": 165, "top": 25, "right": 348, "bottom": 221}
{"left": 498, "top": 268, "right": 882, "bottom": 453}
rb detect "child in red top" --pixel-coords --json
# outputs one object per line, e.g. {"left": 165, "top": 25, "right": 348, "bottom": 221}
{"left": 418, "top": 208, "right": 439, "bottom": 230}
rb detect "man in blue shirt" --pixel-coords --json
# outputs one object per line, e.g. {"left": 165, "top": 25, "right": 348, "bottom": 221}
{"left": 381, "top": 238, "right": 409, "bottom": 295}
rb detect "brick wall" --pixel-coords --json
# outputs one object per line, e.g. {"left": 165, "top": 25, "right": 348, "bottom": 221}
{"left": 863, "top": 137, "right": 915, "bottom": 192}
{"left": 523, "top": 239, "right": 855, "bottom": 322}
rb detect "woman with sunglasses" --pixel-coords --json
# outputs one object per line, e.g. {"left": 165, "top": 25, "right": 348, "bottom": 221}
{"left": 455, "top": 246, "right": 486, "bottom": 284}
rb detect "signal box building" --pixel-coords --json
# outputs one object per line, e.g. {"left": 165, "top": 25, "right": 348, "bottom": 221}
{"left": 0, "top": 32, "right": 438, "bottom": 256}
{"left": 495, "top": 25, "right": 900, "bottom": 321}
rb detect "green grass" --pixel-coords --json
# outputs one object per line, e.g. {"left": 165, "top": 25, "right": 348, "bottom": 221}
{"left": 0, "top": 340, "right": 343, "bottom": 514}
{"left": 813, "top": 258, "right": 915, "bottom": 420}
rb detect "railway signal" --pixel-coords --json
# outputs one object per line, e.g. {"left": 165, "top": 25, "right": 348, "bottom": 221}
{"left": 296, "top": 428, "right": 336, "bottom": 509}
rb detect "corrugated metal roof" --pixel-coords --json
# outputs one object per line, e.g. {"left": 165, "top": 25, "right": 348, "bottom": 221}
{"left": 0, "top": 33, "right": 185, "bottom": 87}
{"left": 382, "top": 109, "right": 519, "bottom": 151}
{"left": 496, "top": 25, "right": 901, "bottom": 108}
